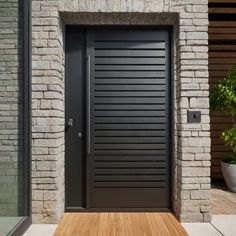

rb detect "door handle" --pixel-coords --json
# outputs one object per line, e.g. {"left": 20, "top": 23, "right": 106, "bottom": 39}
{"left": 78, "top": 132, "right": 83, "bottom": 138}
{"left": 66, "top": 118, "right": 74, "bottom": 128}
{"left": 86, "top": 54, "right": 91, "bottom": 156}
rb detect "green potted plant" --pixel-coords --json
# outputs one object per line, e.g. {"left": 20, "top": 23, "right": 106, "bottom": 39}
{"left": 210, "top": 68, "right": 236, "bottom": 192}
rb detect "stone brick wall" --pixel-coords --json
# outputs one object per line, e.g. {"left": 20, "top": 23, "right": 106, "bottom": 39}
{"left": 31, "top": 0, "right": 64, "bottom": 223}
{"left": 32, "top": 0, "right": 211, "bottom": 223}
{"left": 0, "top": 0, "right": 24, "bottom": 216}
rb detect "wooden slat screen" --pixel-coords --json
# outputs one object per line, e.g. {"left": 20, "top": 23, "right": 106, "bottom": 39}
{"left": 209, "top": 0, "right": 236, "bottom": 180}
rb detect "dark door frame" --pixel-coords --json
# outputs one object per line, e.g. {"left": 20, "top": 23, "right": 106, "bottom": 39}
{"left": 65, "top": 29, "right": 87, "bottom": 211}
{"left": 65, "top": 26, "right": 173, "bottom": 213}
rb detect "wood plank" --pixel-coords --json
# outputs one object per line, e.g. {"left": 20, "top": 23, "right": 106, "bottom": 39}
{"left": 136, "top": 213, "right": 153, "bottom": 236}
{"left": 212, "top": 145, "right": 231, "bottom": 152}
{"left": 165, "top": 213, "right": 188, "bottom": 236}
{"left": 151, "top": 213, "right": 172, "bottom": 236}
{"left": 210, "top": 78, "right": 227, "bottom": 84}
{"left": 210, "top": 77, "right": 232, "bottom": 85}
{"left": 209, "top": 34, "right": 236, "bottom": 40}
{"left": 209, "top": 27, "right": 236, "bottom": 34}
{"left": 211, "top": 111, "right": 230, "bottom": 117}
{"left": 127, "top": 213, "right": 153, "bottom": 236}
{"left": 53, "top": 213, "right": 82, "bottom": 236}
{"left": 108, "top": 213, "right": 126, "bottom": 236}
{"left": 145, "top": 213, "right": 164, "bottom": 236}
{"left": 211, "top": 123, "right": 232, "bottom": 130}
{"left": 209, "top": 70, "right": 231, "bottom": 77}
{"left": 210, "top": 58, "right": 236, "bottom": 63}
{"left": 209, "top": 52, "right": 236, "bottom": 58}
{"left": 211, "top": 152, "right": 231, "bottom": 158}
{"left": 211, "top": 116, "right": 233, "bottom": 123}
{"left": 209, "top": 64, "right": 236, "bottom": 70}
{"left": 209, "top": 8, "right": 236, "bottom": 14}
{"left": 123, "top": 213, "right": 133, "bottom": 236}
{"left": 160, "top": 213, "right": 182, "bottom": 236}
{"left": 209, "top": 45, "right": 236, "bottom": 51}
{"left": 211, "top": 132, "right": 229, "bottom": 139}
{"left": 98, "top": 213, "right": 108, "bottom": 236}
{"left": 54, "top": 213, "right": 187, "bottom": 236}
{"left": 77, "top": 213, "right": 101, "bottom": 236}
{"left": 211, "top": 131, "right": 225, "bottom": 138}
{"left": 209, "top": 21, "right": 236, "bottom": 27}
{"left": 212, "top": 159, "right": 225, "bottom": 165}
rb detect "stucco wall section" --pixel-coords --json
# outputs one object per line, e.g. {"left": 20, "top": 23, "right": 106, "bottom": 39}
{"left": 32, "top": 0, "right": 210, "bottom": 223}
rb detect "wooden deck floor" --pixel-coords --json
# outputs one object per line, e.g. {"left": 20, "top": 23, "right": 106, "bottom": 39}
{"left": 54, "top": 212, "right": 188, "bottom": 236}
{"left": 212, "top": 183, "right": 236, "bottom": 214}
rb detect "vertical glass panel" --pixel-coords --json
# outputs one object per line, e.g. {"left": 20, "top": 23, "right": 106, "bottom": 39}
{"left": 0, "top": 0, "right": 26, "bottom": 234}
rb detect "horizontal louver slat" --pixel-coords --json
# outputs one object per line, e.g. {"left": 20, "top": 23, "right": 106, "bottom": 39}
{"left": 95, "top": 41, "right": 165, "bottom": 49}
{"left": 94, "top": 155, "right": 166, "bottom": 161}
{"left": 94, "top": 143, "right": 166, "bottom": 150}
{"left": 95, "top": 49, "right": 166, "bottom": 57}
{"left": 95, "top": 71, "right": 165, "bottom": 78}
{"left": 95, "top": 91, "right": 166, "bottom": 97}
{"left": 95, "top": 175, "right": 166, "bottom": 182}
{"left": 94, "top": 182, "right": 166, "bottom": 188}
{"left": 94, "top": 168, "right": 167, "bottom": 175}
{"left": 95, "top": 110, "right": 166, "bottom": 116}
{"left": 94, "top": 137, "right": 165, "bottom": 143}
{"left": 95, "top": 65, "right": 165, "bottom": 71}
{"left": 94, "top": 104, "right": 165, "bottom": 110}
{"left": 95, "top": 97, "right": 165, "bottom": 104}
{"left": 95, "top": 84, "right": 166, "bottom": 91}
{"left": 94, "top": 161, "right": 166, "bottom": 168}
{"left": 94, "top": 130, "right": 166, "bottom": 136}
{"left": 94, "top": 124, "right": 166, "bottom": 130}
{"left": 95, "top": 57, "right": 166, "bottom": 65}
{"left": 94, "top": 117, "right": 166, "bottom": 123}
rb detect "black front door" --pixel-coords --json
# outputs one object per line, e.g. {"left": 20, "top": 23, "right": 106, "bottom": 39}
{"left": 65, "top": 28, "right": 171, "bottom": 210}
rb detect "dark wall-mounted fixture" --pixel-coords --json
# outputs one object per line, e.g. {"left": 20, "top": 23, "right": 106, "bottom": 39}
{"left": 187, "top": 111, "right": 201, "bottom": 123}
